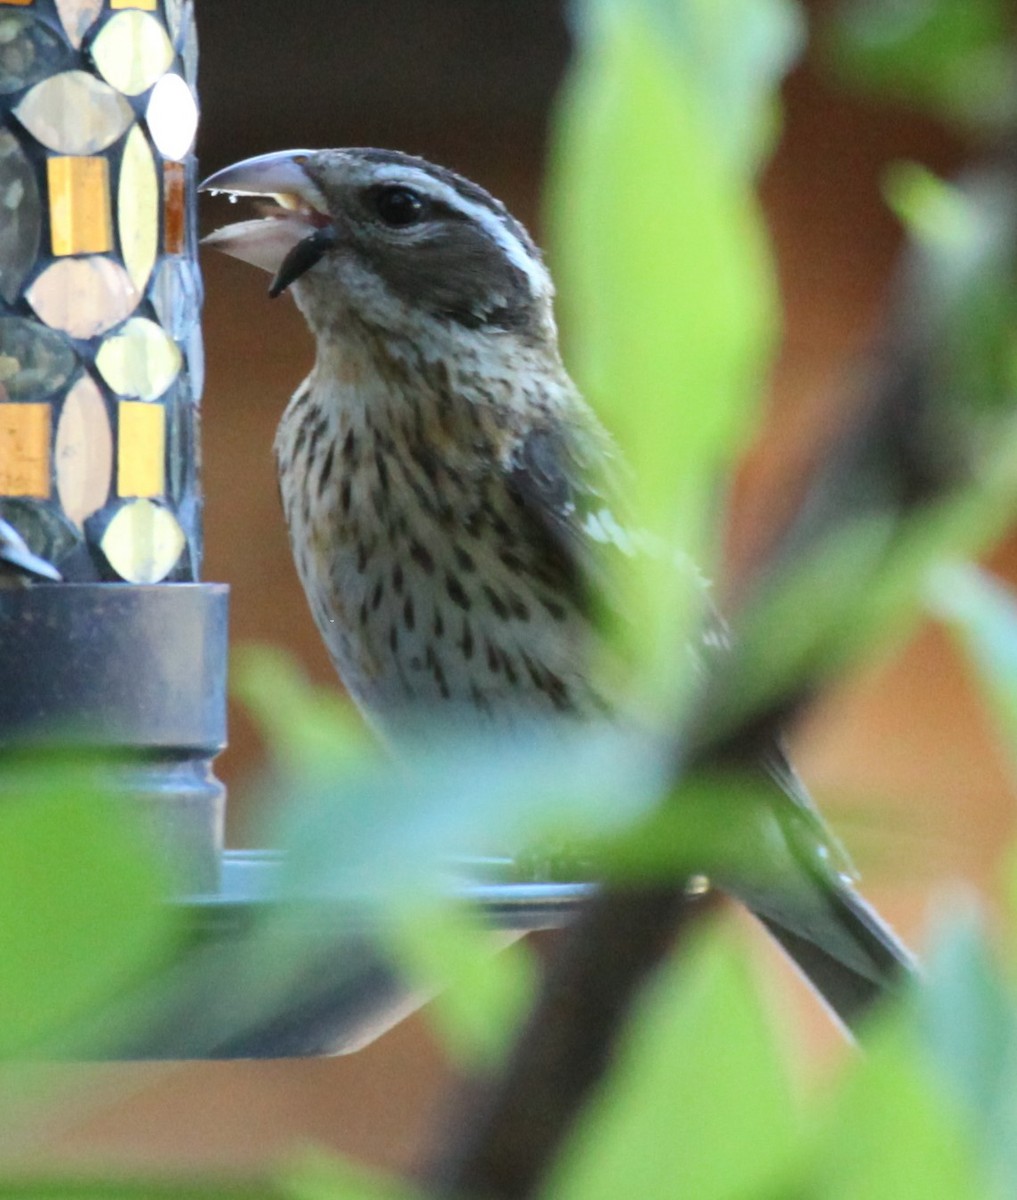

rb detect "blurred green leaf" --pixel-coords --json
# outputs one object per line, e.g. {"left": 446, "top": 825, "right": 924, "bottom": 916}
{"left": 233, "top": 645, "right": 373, "bottom": 777}
{"left": 546, "top": 928, "right": 799, "bottom": 1200}
{"left": 884, "top": 162, "right": 987, "bottom": 251}
{"left": 716, "top": 384, "right": 1017, "bottom": 737}
{"left": 812, "top": 1014, "right": 991, "bottom": 1200}
{"left": 547, "top": 0, "right": 782, "bottom": 690}
{"left": 928, "top": 562, "right": 1017, "bottom": 763}
{"left": 0, "top": 1171, "right": 416, "bottom": 1200}
{"left": 0, "top": 758, "right": 178, "bottom": 1059}
{"left": 382, "top": 901, "right": 536, "bottom": 1069}
{"left": 279, "top": 1151, "right": 422, "bottom": 1200}
{"left": 0, "top": 1184, "right": 286, "bottom": 1200}
{"left": 236, "top": 658, "right": 670, "bottom": 1064}
{"left": 828, "top": 0, "right": 1017, "bottom": 132}
{"left": 580, "top": 0, "right": 806, "bottom": 173}
{"left": 912, "top": 907, "right": 1017, "bottom": 1195}
{"left": 257, "top": 720, "right": 667, "bottom": 903}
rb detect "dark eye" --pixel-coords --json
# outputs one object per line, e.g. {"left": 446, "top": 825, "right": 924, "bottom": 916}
{"left": 373, "top": 185, "right": 425, "bottom": 227}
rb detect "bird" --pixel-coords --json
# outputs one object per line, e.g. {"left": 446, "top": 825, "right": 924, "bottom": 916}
{"left": 201, "top": 147, "right": 915, "bottom": 1028}
{"left": 0, "top": 516, "right": 61, "bottom": 586}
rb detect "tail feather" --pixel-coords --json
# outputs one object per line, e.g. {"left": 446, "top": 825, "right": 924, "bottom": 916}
{"left": 750, "top": 879, "right": 916, "bottom": 1032}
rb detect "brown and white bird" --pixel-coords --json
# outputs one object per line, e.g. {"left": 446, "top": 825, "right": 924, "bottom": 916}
{"left": 203, "top": 148, "right": 914, "bottom": 1027}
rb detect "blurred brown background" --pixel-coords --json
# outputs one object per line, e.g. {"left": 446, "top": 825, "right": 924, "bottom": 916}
{"left": 25, "top": 0, "right": 1017, "bottom": 1179}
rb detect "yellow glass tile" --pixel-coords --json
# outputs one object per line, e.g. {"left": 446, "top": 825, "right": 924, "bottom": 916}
{"left": 91, "top": 11, "right": 173, "bottom": 96}
{"left": 100, "top": 497, "right": 183, "bottom": 582}
{"left": 27, "top": 257, "right": 138, "bottom": 339}
{"left": 163, "top": 160, "right": 186, "bottom": 253}
{"left": 55, "top": 374, "right": 111, "bottom": 526}
{"left": 47, "top": 156, "right": 112, "bottom": 256}
{"left": 0, "top": 402, "right": 49, "bottom": 497}
{"left": 95, "top": 317, "right": 181, "bottom": 400}
{"left": 111, "top": 0, "right": 157, "bottom": 7}
{"left": 118, "top": 126, "right": 158, "bottom": 293}
{"left": 117, "top": 400, "right": 164, "bottom": 497}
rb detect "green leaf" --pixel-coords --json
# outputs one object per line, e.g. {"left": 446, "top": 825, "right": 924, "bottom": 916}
{"left": 546, "top": 927, "right": 799, "bottom": 1200}
{"left": 827, "top": 0, "right": 1017, "bottom": 132}
{"left": 259, "top": 721, "right": 668, "bottom": 903}
{"left": 0, "top": 1184, "right": 287, "bottom": 1200}
{"left": 928, "top": 562, "right": 1017, "bottom": 766}
{"left": 811, "top": 1015, "right": 991, "bottom": 1200}
{"left": 278, "top": 1151, "right": 421, "bottom": 1200}
{"left": 713, "top": 427, "right": 1017, "bottom": 737}
{"left": 912, "top": 907, "right": 1017, "bottom": 1195}
{"left": 546, "top": 0, "right": 782, "bottom": 689}
{"left": 579, "top": 0, "right": 806, "bottom": 174}
{"left": 884, "top": 162, "right": 988, "bottom": 252}
{"left": 382, "top": 901, "right": 536, "bottom": 1069}
{"left": 0, "top": 757, "right": 178, "bottom": 1059}
{"left": 232, "top": 645, "right": 373, "bottom": 777}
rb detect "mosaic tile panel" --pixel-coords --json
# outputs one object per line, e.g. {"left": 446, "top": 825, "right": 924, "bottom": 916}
{"left": 0, "top": 2, "right": 202, "bottom": 582}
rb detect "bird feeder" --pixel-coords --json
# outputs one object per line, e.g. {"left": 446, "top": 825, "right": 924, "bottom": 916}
{"left": 0, "top": 0, "right": 584, "bottom": 1057}
{"left": 0, "top": 0, "right": 225, "bottom": 891}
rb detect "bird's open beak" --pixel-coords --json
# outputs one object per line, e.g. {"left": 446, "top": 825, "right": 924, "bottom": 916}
{"left": 200, "top": 150, "right": 336, "bottom": 296}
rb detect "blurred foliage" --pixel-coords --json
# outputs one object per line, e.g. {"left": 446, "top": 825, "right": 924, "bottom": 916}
{"left": 545, "top": 0, "right": 789, "bottom": 696}
{"left": 0, "top": 758, "right": 178, "bottom": 1062}
{"left": 711, "top": 156, "right": 1017, "bottom": 733}
{"left": 827, "top": 0, "right": 1017, "bottom": 134}
{"left": 5, "top": 0, "right": 1017, "bottom": 1197}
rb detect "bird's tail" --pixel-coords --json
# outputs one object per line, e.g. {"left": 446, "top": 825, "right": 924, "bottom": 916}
{"left": 743, "top": 874, "right": 916, "bottom": 1032}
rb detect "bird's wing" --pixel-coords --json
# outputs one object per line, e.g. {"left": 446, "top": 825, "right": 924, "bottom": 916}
{"left": 503, "top": 411, "right": 635, "bottom": 623}
{"left": 502, "top": 405, "right": 913, "bottom": 1024}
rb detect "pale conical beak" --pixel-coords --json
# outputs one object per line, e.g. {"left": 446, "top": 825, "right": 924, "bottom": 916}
{"left": 200, "top": 150, "right": 335, "bottom": 290}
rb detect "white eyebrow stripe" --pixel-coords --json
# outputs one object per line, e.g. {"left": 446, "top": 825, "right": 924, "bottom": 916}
{"left": 368, "top": 163, "right": 548, "bottom": 293}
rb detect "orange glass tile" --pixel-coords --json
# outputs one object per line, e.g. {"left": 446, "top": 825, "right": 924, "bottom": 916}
{"left": 0, "top": 2, "right": 35, "bottom": 7}
{"left": 111, "top": 0, "right": 157, "bottom": 7}
{"left": 0, "top": 402, "right": 49, "bottom": 497}
{"left": 117, "top": 400, "right": 164, "bottom": 497}
{"left": 163, "top": 160, "right": 186, "bottom": 254}
{"left": 47, "top": 156, "right": 112, "bottom": 256}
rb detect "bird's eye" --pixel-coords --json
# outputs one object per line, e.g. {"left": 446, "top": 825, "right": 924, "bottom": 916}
{"left": 372, "top": 185, "right": 426, "bottom": 228}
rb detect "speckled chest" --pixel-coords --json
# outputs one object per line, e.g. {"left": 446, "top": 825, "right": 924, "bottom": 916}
{"left": 273, "top": 351, "right": 595, "bottom": 726}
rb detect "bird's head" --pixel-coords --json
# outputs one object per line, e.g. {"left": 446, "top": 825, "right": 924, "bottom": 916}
{"left": 201, "top": 148, "right": 557, "bottom": 349}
